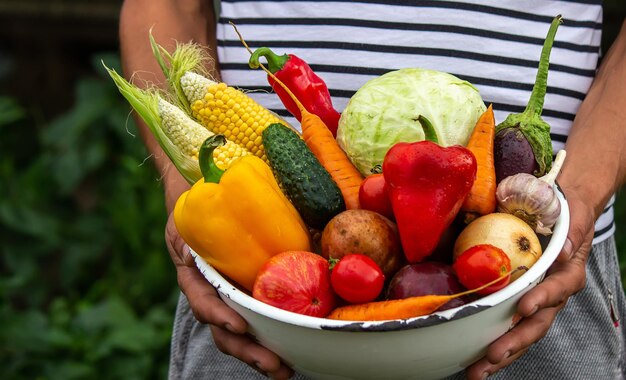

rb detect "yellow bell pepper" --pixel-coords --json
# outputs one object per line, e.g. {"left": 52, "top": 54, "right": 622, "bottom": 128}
{"left": 174, "top": 135, "right": 311, "bottom": 291}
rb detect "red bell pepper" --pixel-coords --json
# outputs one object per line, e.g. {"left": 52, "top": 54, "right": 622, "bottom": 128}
{"left": 249, "top": 47, "right": 341, "bottom": 137}
{"left": 383, "top": 128, "right": 477, "bottom": 263}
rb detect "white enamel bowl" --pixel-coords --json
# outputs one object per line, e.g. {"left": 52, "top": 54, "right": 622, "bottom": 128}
{"left": 193, "top": 189, "right": 569, "bottom": 380}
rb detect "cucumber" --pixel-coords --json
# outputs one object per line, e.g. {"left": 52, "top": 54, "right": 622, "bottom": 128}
{"left": 262, "top": 123, "right": 345, "bottom": 230}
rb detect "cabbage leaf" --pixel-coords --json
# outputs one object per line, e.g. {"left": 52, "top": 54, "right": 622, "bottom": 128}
{"left": 337, "top": 68, "right": 486, "bottom": 176}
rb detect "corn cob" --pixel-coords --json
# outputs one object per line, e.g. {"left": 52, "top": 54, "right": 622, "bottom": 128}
{"left": 148, "top": 35, "right": 294, "bottom": 163}
{"left": 180, "top": 71, "right": 285, "bottom": 161}
{"left": 104, "top": 64, "right": 250, "bottom": 184}
{"left": 158, "top": 97, "right": 250, "bottom": 168}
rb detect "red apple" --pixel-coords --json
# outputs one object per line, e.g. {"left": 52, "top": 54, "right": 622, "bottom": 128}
{"left": 253, "top": 251, "right": 338, "bottom": 317}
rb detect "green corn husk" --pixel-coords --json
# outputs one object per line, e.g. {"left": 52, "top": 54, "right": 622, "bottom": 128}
{"left": 103, "top": 63, "right": 202, "bottom": 184}
{"left": 149, "top": 32, "right": 212, "bottom": 116}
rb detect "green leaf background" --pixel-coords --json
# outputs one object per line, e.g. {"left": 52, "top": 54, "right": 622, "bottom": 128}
{"left": 0, "top": 55, "right": 177, "bottom": 379}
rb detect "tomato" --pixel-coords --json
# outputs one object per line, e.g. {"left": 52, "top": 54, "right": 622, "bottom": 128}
{"left": 330, "top": 254, "right": 385, "bottom": 304}
{"left": 359, "top": 173, "right": 394, "bottom": 221}
{"left": 452, "top": 244, "right": 511, "bottom": 295}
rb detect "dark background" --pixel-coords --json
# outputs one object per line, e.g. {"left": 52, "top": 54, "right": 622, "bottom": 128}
{"left": 1, "top": 1, "right": 624, "bottom": 379}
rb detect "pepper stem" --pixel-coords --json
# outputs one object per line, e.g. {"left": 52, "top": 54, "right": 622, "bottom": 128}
{"left": 199, "top": 135, "right": 227, "bottom": 183}
{"left": 249, "top": 47, "right": 289, "bottom": 73}
{"left": 523, "top": 15, "right": 562, "bottom": 117}
{"left": 230, "top": 22, "right": 308, "bottom": 114}
{"left": 418, "top": 115, "right": 440, "bottom": 144}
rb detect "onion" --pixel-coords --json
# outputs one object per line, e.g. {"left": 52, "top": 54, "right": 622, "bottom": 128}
{"left": 453, "top": 213, "right": 542, "bottom": 281}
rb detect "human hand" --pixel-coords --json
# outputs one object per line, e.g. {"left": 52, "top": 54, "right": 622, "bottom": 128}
{"left": 164, "top": 213, "right": 295, "bottom": 379}
{"left": 465, "top": 186, "right": 595, "bottom": 379}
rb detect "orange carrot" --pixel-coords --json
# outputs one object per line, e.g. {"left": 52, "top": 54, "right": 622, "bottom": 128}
{"left": 327, "top": 266, "right": 524, "bottom": 321}
{"left": 297, "top": 111, "right": 362, "bottom": 209}
{"left": 327, "top": 294, "right": 457, "bottom": 321}
{"left": 461, "top": 104, "right": 497, "bottom": 224}
{"left": 232, "top": 24, "right": 362, "bottom": 209}
{"left": 265, "top": 73, "right": 362, "bottom": 210}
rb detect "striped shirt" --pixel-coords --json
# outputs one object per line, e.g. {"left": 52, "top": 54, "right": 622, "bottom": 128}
{"left": 215, "top": 0, "right": 614, "bottom": 244}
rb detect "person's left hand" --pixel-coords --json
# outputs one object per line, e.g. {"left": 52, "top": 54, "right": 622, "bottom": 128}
{"left": 465, "top": 186, "right": 595, "bottom": 379}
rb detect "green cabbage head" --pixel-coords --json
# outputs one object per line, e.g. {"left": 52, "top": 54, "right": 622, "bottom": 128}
{"left": 337, "top": 68, "right": 486, "bottom": 176}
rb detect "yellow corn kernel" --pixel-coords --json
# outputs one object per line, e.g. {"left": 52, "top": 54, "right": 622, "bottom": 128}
{"left": 180, "top": 71, "right": 287, "bottom": 161}
{"left": 158, "top": 98, "right": 250, "bottom": 171}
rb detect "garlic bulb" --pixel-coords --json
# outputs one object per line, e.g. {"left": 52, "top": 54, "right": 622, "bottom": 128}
{"left": 496, "top": 150, "right": 566, "bottom": 235}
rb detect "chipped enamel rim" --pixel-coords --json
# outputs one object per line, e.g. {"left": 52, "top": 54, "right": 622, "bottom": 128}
{"left": 193, "top": 187, "right": 569, "bottom": 332}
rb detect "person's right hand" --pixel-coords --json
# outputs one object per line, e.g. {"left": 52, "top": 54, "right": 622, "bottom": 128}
{"left": 164, "top": 212, "right": 295, "bottom": 379}
{"left": 464, "top": 184, "right": 593, "bottom": 379}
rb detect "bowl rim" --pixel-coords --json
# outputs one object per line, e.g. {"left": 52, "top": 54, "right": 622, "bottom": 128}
{"left": 193, "top": 186, "right": 569, "bottom": 331}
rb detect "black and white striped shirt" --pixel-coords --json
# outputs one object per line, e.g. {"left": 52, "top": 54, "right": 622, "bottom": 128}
{"left": 215, "top": 0, "right": 614, "bottom": 244}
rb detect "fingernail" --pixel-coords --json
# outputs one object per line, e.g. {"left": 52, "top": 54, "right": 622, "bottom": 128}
{"left": 561, "top": 238, "right": 573, "bottom": 260}
{"left": 182, "top": 244, "right": 196, "bottom": 266}
{"left": 224, "top": 323, "right": 237, "bottom": 334}
{"left": 481, "top": 372, "right": 490, "bottom": 380}
{"left": 254, "top": 361, "right": 267, "bottom": 374}
{"left": 180, "top": 243, "right": 188, "bottom": 256}
{"left": 528, "top": 305, "right": 539, "bottom": 316}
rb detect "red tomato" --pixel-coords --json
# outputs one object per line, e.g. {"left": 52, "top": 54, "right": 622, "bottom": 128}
{"left": 359, "top": 173, "right": 394, "bottom": 221}
{"left": 452, "top": 244, "right": 511, "bottom": 295}
{"left": 330, "top": 254, "right": 385, "bottom": 304}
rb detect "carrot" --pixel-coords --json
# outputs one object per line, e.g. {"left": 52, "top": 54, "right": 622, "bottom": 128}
{"left": 327, "top": 294, "right": 457, "bottom": 321}
{"left": 461, "top": 104, "right": 497, "bottom": 224}
{"left": 297, "top": 111, "right": 362, "bottom": 210}
{"left": 327, "top": 266, "right": 525, "bottom": 321}
{"left": 232, "top": 23, "right": 363, "bottom": 209}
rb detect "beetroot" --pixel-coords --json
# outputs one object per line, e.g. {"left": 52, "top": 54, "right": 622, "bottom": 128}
{"left": 386, "top": 262, "right": 475, "bottom": 311}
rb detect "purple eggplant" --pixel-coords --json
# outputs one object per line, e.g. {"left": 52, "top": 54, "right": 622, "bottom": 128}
{"left": 494, "top": 127, "right": 538, "bottom": 183}
{"left": 495, "top": 15, "right": 562, "bottom": 183}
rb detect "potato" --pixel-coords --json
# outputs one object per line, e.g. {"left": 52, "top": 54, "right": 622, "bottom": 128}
{"left": 321, "top": 209, "right": 404, "bottom": 277}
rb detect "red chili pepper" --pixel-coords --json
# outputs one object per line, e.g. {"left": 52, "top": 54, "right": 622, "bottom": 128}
{"left": 249, "top": 47, "right": 341, "bottom": 137}
{"left": 382, "top": 116, "right": 477, "bottom": 263}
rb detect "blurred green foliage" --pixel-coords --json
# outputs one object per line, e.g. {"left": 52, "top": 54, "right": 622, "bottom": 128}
{"left": 0, "top": 54, "right": 177, "bottom": 379}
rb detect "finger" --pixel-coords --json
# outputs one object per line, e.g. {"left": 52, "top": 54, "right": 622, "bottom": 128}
{"left": 484, "top": 304, "right": 562, "bottom": 367}
{"left": 466, "top": 348, "right": 528, "bottom": 380}
{"left": 556, "top": 237, "right": 574, "bottom": 263}
{"left": 211, "top": 325, "right": 294, "bottom": 380}
{"left": 556, "top": 193, "right": 594, "bottom": 263}
{"left": 177, "top": 265, "right": 249, "bottom": 334}
{"left": 516, "top": 260, "right": 585, "bottom": 317}
{"left": 466, "top": 306, "right": 560, "bottom": 379}
{"left": 165, "top": 213, "right": 193, "bottom": 266}
{"left": 180, "top": 243, "right": 196, "bottom": 267}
